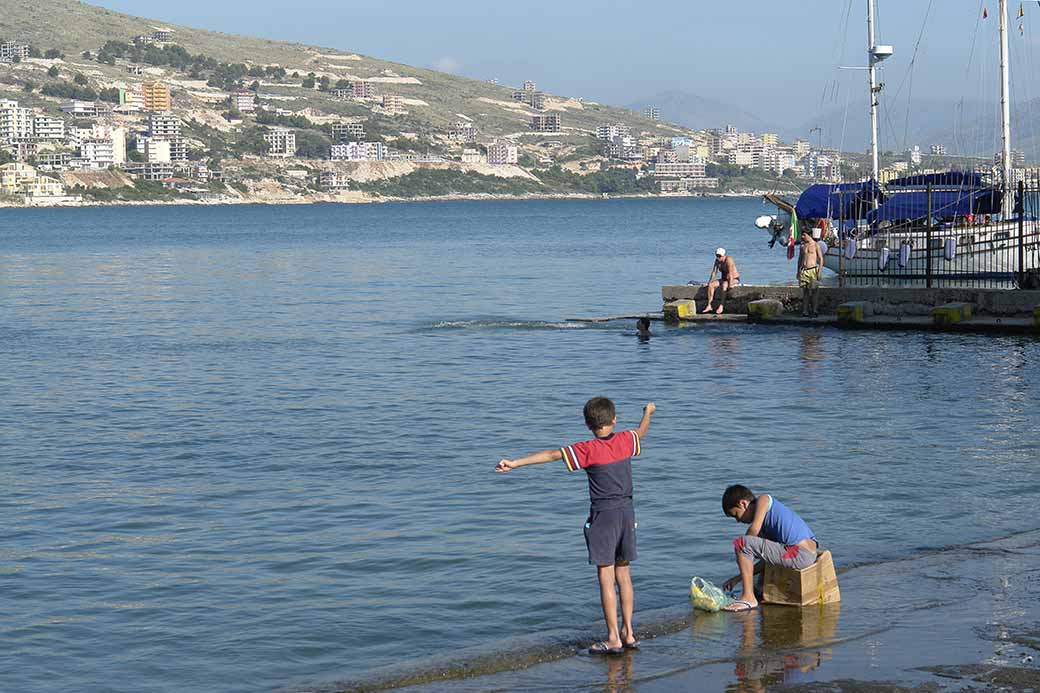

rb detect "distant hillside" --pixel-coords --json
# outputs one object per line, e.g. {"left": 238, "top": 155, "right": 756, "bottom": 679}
{"left": 628, "top": 90, "right": 783, "bottom": 136}
{"left": 0, "top": 0, "right": 681, "bottom": 139}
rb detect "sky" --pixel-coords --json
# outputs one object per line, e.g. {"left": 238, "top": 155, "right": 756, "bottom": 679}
{"left": 88, "top": 0, "right": 1040, "bottom": 130}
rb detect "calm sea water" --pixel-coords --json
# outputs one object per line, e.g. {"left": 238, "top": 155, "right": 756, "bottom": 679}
{"left": 1, "top": 199, "right": 1038, "bottom": 692}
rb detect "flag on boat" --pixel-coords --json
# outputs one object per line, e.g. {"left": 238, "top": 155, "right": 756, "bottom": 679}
{"left": 983, "top": 6, "right": 988, "bottom": 19}
{"left": 1020, "top": 2, "right": 1025, "bottom": 17}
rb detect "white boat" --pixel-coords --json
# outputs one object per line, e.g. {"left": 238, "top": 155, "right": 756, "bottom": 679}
{"left": 755, "top": 0, "right": 1040, "bottom": 288}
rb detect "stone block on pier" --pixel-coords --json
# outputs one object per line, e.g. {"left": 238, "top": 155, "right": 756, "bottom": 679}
{"left": 663, "top": 300, "right": 697, "bottom": 321}
{"left": 747, "top": 299, "right": 784, "bottom": 321}
{"left": 931, "top": 302, "right": 973, "bottom": 326}
{"left": 836, "top": 302, "right": 871, "bottom": 324}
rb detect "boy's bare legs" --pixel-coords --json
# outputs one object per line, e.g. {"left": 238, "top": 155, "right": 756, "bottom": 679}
{"left": 615, "top": 561, "right": 636, "bottom": 646}
{"left": 724, "top": 546, "right": 759, "bottom": 610}
{"left": 810, "top": 285, "right": 820, "bottom": 316}
{"left": 596, "top": 564, "right": 624, "bottom": 649}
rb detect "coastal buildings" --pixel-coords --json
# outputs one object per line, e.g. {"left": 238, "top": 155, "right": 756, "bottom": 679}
{"left": 331, "top": 122, "right": 366, "bottom": 141}
{"left": 530, "top": 114, "right": 561, "bottom": 132}
{"left": 643, "top": 106, "right": 660, "bottom": 121}
{"left": 930, "top": 144, "right": 946, "bottom": 156}
{"left": 596, "top": 123, "right": 630, "bottom": 141}
{"left": 33, "top": 116, "right": 65, "bottom": 141}
{"left": 329, "top": 141, "right": 385, "bottom": 161}
{"left": 141, "top": 81, "right": 172, "bottom": 112}
{"left": 75, "top": 124, "right": 127, "bottom": 168}
{"left": 460, "top": 148, "right": 482, "bottom": 163}
{"left": 0, "top": 99, "right": 33, "bottom": 143}
{"left": 0, "top": 41, "right": 30, "bottom": 63}
{"left": 381, "top": 93, "right": 403, "bottom": 114}
{"left": 0, "top": 163, "right": 67, "bottom": 198}
{"left": 151, "top": 27, "right": 175, "bottom": 43}
{"left": 61, "top": 100, "right": 102, "bottom": 118}
{"left": 229, "top": 90, "right": 256, "bottom": 114}
{"left": 148, "top": 113, "right": 187, "bottom": 161}
{"left": 486, "top": 141, "right": 518, "bottom": 165}
{"left": 318, "top": 171, "right": 349, "bottom": 190}
{"left": 447, "top": 121, "right": 477, "bottom": 143}
{"left": 264, "top": 127, "right": 297, "bottom": 157}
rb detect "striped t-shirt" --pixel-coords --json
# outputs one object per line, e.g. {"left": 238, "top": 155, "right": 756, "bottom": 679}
{"left": 560, "top": 430, "right": 641, "bottom": 511}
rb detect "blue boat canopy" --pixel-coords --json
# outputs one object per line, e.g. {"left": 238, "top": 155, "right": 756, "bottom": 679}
{"left": 885, "top": 172, "right": 985, "bottom": 189}
{"left": 795, "top": 180, "right": 883, "bottom": 220}
{"left": 865, "top": 188, "right": 1003, "bottom": 224}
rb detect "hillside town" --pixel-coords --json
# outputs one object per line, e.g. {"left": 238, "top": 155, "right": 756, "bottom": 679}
{"left": 0, "top": 29, "right": 1007, "bottom": 206}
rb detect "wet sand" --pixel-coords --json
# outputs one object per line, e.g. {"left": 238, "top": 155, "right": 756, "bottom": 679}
{"left": 315, "top": 530, "right": 1040, "bottom": 692}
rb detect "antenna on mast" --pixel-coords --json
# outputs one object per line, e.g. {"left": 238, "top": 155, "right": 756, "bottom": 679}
{"left": 867, "top": 0, "right": 893, "bottom": 189}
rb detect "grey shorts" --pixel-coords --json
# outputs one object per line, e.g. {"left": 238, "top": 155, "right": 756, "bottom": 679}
{"left": 734, "top": 535, "right": 816, "bottom": 570}
{"left": 584, "top": 507, "right": 637, "bottom": 566}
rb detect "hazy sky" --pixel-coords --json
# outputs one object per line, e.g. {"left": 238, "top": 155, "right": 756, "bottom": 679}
{"left": 89, "top": 0, "right": 1040, "bottom": 128}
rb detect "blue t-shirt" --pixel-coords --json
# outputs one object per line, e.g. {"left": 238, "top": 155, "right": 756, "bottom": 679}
{"left": 760, "top": 496, "right": 814, "bottom": 545}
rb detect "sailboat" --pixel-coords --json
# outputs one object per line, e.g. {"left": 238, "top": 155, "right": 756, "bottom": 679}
{"left": 755, "top": 0, "right": 1040, "bottom": 287}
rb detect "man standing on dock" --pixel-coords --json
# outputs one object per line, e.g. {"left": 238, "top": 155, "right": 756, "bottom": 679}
{"left": 798, "top": 229, "right": 823, "bottom": 317}
{"left": 702, "top": 248, "right": 740, "bottom": 315}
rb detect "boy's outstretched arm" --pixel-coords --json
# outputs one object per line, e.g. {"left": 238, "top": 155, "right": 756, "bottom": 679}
{"left": 635, "top": 402, "right": 656, "bottom": 439}
{"left": 495, "top": 448, "right": 562, "bottom": 472}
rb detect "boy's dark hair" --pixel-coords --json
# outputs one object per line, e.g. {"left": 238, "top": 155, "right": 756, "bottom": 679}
{"left": 722, "top": 484, "right": 756, "bottom": 511}
{"left": 583, "top": 397, "right": 616, "bottom": 429}
{"left": 637, "top": 317, "right": 651, "bottom": 330}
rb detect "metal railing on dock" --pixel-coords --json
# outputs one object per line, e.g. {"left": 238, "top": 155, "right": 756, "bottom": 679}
{"left": 830, "top": 178, "right": 1040, "bottom": 289}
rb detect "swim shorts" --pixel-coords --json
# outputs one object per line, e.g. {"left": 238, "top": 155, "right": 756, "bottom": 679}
{"left": 584, "top": 506, "right": 637, "bottom": 566}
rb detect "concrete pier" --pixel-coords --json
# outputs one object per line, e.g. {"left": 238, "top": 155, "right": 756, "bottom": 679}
{"left": 661, "top": 284, "right": 1040, "bottom": 335}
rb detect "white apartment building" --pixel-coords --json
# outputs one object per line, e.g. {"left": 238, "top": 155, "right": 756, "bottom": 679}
{"left": 643, "top": 106, "right": 660, "bottom": 121}
{"left": 460, "top": 148, "right": 482, "bottom": 163}
{"left": 930, "top": 144, "right": 947, "bottom": 156}
{"left": 0, "top": 42, "right": 29, "bottom": 63}
{"left": 653, "top": 159, "right": 707, "bottom": 178}
{"left": 331, "top": 122, "right": 366, "bottom": 141}
{"left": 596, "top": 123, "right": 631, "bottom": 141}
{"left": 486, "top": 141, "right": 518, "bottom": 165}
{"left": 61, "top": 101, "right": 101, "bottom": 118}
{"left": 264, "top": 127, "right": 297, "bottom": 157}
{"left": 33, "top": 116, "right": 66, "bottom": 141}
{"left": 76, "top": 125, "right": 126, "bottom": 168}
{"left": 329, "top": 141, "right": 385, "bottom": 161}
{"left": 605, "top": 135, "right": 642, "bottom": 161}
{"left": 148, "top": 113, "right": 187, "bottom": 161}
{"left": 229, "top": 90, "right": 256, "bottom": 113}
{"left": 140, "top": 137, "right": 172, "bottom": 163}
{"left": 908, "top": 145, "right": 922, "bottom": 165}
{"left": 0, "top": 100, "right": 33, "bottom": 142}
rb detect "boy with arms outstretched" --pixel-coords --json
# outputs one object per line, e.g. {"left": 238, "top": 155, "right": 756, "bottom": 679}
{"left": 495, "top": 398, "right": 656, "bottom": 654}
{"left": 720, "top": 484, "right": 818, "bottom": 612}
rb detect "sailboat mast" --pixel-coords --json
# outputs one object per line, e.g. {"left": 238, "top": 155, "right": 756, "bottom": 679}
{"left": 867, "top": 0, "right": 880, "bottom": 183}
{"left": 999, "top": 0, "right": 1013, "bottom": 216}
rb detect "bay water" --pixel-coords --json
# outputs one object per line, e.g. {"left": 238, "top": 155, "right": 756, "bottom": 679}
{"left": 1, "top": 199, "right": 1038, "bottom": 692}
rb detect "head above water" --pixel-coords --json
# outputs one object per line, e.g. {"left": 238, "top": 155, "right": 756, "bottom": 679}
{"left": 722, "top": 484, "right": 756, "bottom": 523}
{"left": 583, "top": 396, "right": 616, "bottom": 431}
{"left": 715, "top": 247, "right": 727, "bottom": 259}
{"left": 636, "top": 317, "right": 651, "bottom": 333}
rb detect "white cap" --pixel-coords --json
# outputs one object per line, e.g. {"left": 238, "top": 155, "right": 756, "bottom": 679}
{"left": 715, "top": 247, "right": 726, "bottom": 257}
{"left": 812, "top": 227, "right": 822, "bottom": 240}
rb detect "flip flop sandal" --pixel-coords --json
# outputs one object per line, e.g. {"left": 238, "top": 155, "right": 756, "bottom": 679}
{"left": 588, "top": 641, "right": 625, "bottom": 655}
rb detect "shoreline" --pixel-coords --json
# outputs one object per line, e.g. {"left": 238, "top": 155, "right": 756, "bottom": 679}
{"left": 317, "top": 529, "right": 1040, "bottom": 692}
{"left": 0, "top": 189, "right": 791, "bottom": 210}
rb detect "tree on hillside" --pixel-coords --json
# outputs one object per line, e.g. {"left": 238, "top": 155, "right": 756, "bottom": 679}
{"left": 44, "top": 48, "right": 63, "bottom": 59}
{"left": 302, "top": 77, "right": 315, "bottom": 89}
{"left": 47, "top": 65, "right": 59, "bottom": 78}
{"left": 74, "top": 73, "right": 88, "bottom": 85}
{"left": 294, "top": 130, "right": 332, "bottom": 159}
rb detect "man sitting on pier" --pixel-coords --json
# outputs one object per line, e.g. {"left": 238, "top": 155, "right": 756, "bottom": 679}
{"left": 702, "top": 248, "right": 740, "bottom": 315}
